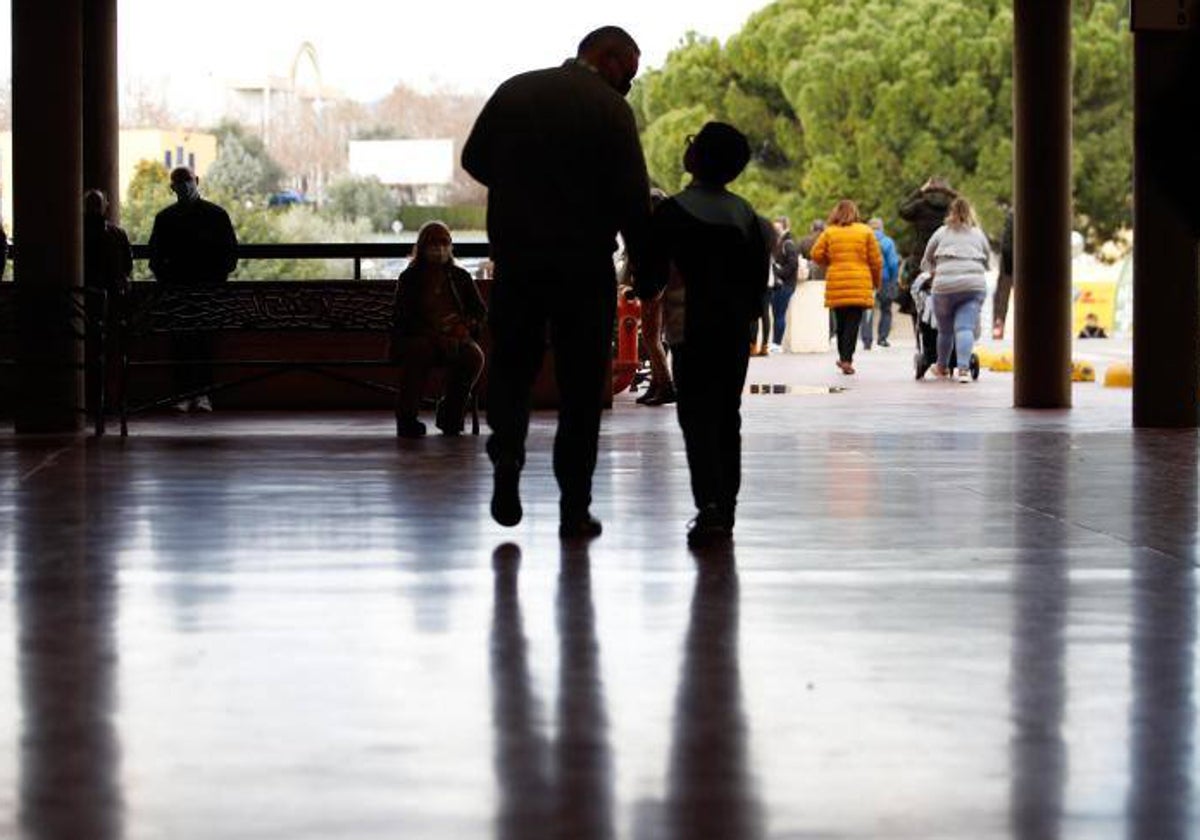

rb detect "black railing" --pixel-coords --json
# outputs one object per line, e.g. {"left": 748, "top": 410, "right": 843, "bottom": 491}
{"left": 128, "top": 241, "right": 492, "bottom": 280}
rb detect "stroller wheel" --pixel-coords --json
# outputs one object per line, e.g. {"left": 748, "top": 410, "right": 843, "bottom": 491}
{"left": 915, "top": 352, "right": 930, "bottom": 381}
{"left": 969, "top": 353, "right": 981, "bottom": 380}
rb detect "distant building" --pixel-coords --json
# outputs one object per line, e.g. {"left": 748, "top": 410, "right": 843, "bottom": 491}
{"left": 348, "top": 139, "right": 455, "bottom": 206}
{"left": 0, "top": 128, "right": 217, "bottom": 229}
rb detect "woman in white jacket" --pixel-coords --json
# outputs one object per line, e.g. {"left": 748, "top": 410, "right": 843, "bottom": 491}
{"left": 921, "top": 197, "right": 991, "bottom": 383}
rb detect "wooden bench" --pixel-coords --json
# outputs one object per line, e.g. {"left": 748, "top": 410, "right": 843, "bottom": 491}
{"left": 116, "top": 281, "right": 481, "bottom": 436}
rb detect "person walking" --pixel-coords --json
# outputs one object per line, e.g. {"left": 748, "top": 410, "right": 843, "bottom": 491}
{"left": 810, "top": 200, "right": 882, "bottom": 375}
{"left": 462, "top": 26, "right": 651, "bottom": 538}
{"left": 860, "top": 217, "right": 900, "bottom": 349}
{"left": 992, "top": 206, "right": 1014, "bottom": 338}
{"left": 921, "top": 196, "right": 991, "bottom": 383}
{"left": 768, "top": 216, "right": 799, "bottom": 352}
{"left": 898, "top": 177, "right": 957, "bottom": 314}
{"left": 636, "top": 122, "right": 771, "bottom": 546}
{"left": 148, "top": 166, "right": 238, "bottom": 413}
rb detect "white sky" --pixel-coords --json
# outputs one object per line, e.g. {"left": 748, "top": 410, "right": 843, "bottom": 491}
{"left": 1, "top": 0, "right": 772, "bottom": 117}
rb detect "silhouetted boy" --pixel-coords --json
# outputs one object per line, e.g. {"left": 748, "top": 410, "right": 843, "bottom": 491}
{"left": 637, "top": 122, "right": 772, "bottom": 546}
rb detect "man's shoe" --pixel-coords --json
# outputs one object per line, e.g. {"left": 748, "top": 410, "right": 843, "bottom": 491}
{"left": 193, "top": 395, "right": 213, "bottom": 413}
{"left": 643, "top": 383, "right": 677, "bottom": 406}
{"left": 396, "top": 416, "right": 427, "bottom": 438}
{"left": 687, "top": 506, "right": 732, "bottom": 548}
{"left": 173, "top": 400, "right": 191, "bottom": 413}
{"left": 491, "top": 460, "right": 522, "bottom": 527}
{"left": 635, "top": 385, "right": 660, "bottom": 405}
{"left": 559, "top": 513, "right": 602, "bottom": 540}
{"left": 435, "top": 400, "right": 465, "bottom": 436}
{"left": 878, "top": 339, "right": 890, "bottom": 347}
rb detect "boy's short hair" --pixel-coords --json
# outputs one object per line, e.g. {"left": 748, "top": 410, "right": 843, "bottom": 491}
{"left": 685, "top": 122, "right": 751, "bottom": 186}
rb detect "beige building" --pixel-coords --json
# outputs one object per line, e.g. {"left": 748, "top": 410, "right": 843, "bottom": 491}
{"left": 0, "top": 128, "right": 217, "bottom": 231}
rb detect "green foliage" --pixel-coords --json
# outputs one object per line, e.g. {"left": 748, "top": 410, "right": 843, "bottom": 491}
{"left": 634, "top": 0, "right": 1133, "bottom": 247}
{"left": 204, "top": 122, "right": 286, "bottom": 200}
{"left": 396, "top": 205, "right": 487, "bottom": 232}
{"left": 123, "top": 160, "right": 174, "bottom": 257}
{"left": 325, "top": 176, "right": 399, "bottom": 233}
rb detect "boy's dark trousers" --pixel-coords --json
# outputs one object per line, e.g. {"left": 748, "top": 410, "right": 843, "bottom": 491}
{"left": 671, "top": 339, "right": 750, "bottom": 522}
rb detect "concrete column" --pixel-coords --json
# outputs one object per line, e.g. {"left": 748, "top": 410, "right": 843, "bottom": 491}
{"left": 1012, "top": 0, "right": 1073, "bottom": 409}
{"left": 83, "top": 0, "right": 120, "bottom": 222}
{"left": 12, "top": 0, "right": 85, "bottom": 433}
{"left": 1132, "top": 32, "right": 1200, "bottom": 428}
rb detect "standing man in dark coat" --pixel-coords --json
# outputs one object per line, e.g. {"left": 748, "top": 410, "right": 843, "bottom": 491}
{"left": 148, "top": 167, "right": 238, "bottom": 412}
{"left": 462, "top": 26, "right": 652, "bottom": 539}
{"left": 897, "top": 177, "right": 957, "bottom": 314}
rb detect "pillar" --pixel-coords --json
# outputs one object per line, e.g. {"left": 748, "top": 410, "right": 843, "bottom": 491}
{"left": 83, "top": 0, "right": 120, "bottom": 222}
{"left": 1132, "top": 26, "right": 1200, "bottom": 428}
{"left": 1013, "top": 0, "right": 1074, "bottom": 409}
{"left": 12, "top": 0, "right": 85, "bottom": 433}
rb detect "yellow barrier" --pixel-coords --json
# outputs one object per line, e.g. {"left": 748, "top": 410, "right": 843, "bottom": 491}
{"left": 1071, "top": 360, "right": 1096, "bottom": 383}
{"left": 975, "top": 347, "right": 999, "bottom": 368}
{"left": 1104, "top": 363, "right": 1133, "bottom": 388}
{"left": 989, "top": 352, "right": 1014, "bottom": 372}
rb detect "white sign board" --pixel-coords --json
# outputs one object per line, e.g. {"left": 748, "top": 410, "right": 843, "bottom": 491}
{"left": 1132, "top": 0, "right": 1199, "bottom": 30}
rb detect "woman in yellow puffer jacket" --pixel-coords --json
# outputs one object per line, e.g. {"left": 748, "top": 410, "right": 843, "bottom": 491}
{"left": 811, "top": 200, "right": 882, "bottom": 374}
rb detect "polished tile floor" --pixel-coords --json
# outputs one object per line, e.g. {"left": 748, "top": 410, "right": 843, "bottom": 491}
{"left": 0, "top": 353, "right": 1196, "bottom": 839}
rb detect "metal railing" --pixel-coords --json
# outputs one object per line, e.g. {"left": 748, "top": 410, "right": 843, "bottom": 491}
{"left": 128, "top": 241, "right": 492, "bottom": 280}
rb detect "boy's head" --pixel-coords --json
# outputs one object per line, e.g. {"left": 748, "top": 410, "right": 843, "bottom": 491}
{"left": 1085, "top": 313, "right": 1099, "bottom": 327}
{"left": 684, "top": 122, "right": 751, "bottom": 186}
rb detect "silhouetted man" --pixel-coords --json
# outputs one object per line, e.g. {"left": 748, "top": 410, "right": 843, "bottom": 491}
{"left": 148, "top": 167, "right": 238, "bottom": 412}
{"left": 83, "top": 189, "right": 133, "bottom": 423}
{"left": 463, "top": 26, "right": 652, "bottom": 538}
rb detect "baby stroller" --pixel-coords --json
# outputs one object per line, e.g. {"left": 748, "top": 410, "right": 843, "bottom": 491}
{"left": 910, "top": 272, "right": 980, "bottom": 381}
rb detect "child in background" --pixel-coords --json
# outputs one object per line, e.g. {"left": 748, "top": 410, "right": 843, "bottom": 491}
{"left": 636, "top": 121, "right": 772, "bottom": 547}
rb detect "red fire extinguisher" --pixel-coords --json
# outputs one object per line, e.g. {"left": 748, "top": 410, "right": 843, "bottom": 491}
{"left": 612, "top": 289, "right": 641, "bottom": 394}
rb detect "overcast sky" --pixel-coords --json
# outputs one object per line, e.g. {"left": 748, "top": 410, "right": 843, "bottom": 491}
{"left": 1, "top": 0, "right": 772, "bottom": 116}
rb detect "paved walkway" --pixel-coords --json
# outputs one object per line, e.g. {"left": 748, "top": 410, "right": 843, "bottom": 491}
{"left": 2, "top": 341, "right": 1194, "bottom": 840}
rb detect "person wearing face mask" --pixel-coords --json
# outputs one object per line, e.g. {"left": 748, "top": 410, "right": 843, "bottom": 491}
{"left": 390, "top": 221, "right": 487, "bottom": 438}
{"left": 148, "top": 167, "right": 238, "bottom": 412}
{"left": 462, "top": 26, "right": 652, "bottom": 539}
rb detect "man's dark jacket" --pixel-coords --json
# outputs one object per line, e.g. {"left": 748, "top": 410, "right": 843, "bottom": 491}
{"left": 148, "top": 198, "right": 238, "bottom": 285}
{"left": 462, "top": 59, "right": 651, "bottom": 273}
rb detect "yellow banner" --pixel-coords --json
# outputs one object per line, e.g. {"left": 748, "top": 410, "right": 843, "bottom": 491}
{"left": 1073, "top": 281, "right": 1117, "bottom": 335}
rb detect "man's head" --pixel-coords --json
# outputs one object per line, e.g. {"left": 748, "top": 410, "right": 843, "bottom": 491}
{"left": 1085, "top": 312, "right": 1099, "bottom": 327}
{"left": 683, "top": 121, "right": 751, "bottom": 187}
{"left": 868, "top": 217, "right": 884, "bottom": 233}
{"left": 774, "top": 215, "right": 790, "bottom": 234}
{"left": 83, "top": 189, "right": 108, "bottom": 219}
{"left": 169, "top": 167, "right": 200, "bottom": 203}
{"left": 577, "top": 26, "right": 640, "bottom": 95}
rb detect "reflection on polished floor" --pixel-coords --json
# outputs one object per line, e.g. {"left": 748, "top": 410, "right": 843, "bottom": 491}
{"left": 0, "top": 378, "right": 1196, "bottom": 839}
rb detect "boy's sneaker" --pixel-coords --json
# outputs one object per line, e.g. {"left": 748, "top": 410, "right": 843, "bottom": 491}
{"left": 957, "top": 368, "right": 972, "bottom": 383}
{"left": 193, "top": 395, "right": 213, "bottom": 412}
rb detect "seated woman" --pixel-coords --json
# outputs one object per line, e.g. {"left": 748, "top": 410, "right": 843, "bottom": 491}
{"left": 391, "top": 221, "right": 487, "bottom": 437}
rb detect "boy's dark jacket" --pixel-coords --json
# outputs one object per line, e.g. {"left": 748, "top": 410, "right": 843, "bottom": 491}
{"left": 637, "top": 184, "right": 771, "bottom": 345}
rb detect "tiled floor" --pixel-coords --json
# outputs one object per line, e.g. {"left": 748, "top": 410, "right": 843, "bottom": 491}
{"left": 0, "top": 345, "right": 1194, "bottom": 839}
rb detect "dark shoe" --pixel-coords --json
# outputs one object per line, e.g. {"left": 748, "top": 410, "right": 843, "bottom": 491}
{"left": 396, "top": 416, "right": 427, "bottom": 438}
{"left": 491, "top": 459, "right": 523, "bottom": 527}
{"left": 435, "top": 399, "right": 465, "bottom": 436}
{"left": 643, "top": 383, "right": 677, "bottom": 406}
{"left": 687, "top": 506, "right": 732, "bottom": 548}
{"left": 878, "top": 339, "right": 890, "bottom": 347}
{"left": 635, "top": 385, "right": 660, "bottom": 405}
{"left": 559, "top": 513, "right": 602, "bottom": 540}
